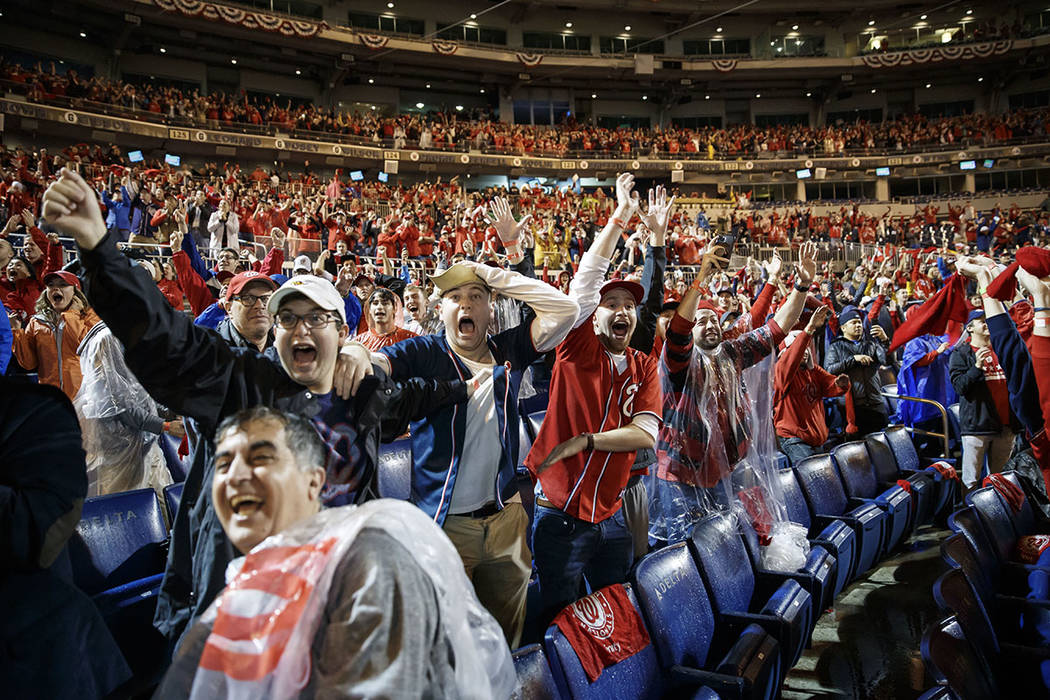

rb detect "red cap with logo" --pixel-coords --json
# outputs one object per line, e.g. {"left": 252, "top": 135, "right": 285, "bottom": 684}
{"left": 43, "top": 271, "right": 81, "bottom": 289}
{"left": 599, "top": 279, "right": 644, "bottom": 305}
{"left": 224, "top": 271, "right": 277, "bottom": 301}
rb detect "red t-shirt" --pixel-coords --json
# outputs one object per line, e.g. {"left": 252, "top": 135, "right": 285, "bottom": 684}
{"left": 525, "top": 321, "right": 661, "bottom": 523}
{"left": 974, "top": 344, "right": 1012, "bottom": 426}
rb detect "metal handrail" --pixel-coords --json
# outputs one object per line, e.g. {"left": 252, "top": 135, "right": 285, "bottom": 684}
{"left": 880, "top": 390, "right": 951, "bottom": 458}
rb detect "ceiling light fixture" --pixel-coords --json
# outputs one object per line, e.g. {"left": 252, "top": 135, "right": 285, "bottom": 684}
{"left": 978, "top": 76, "right": 984, "bottom": 82}
{"left": 624, "top": 25, "right": 631, "bottom": 31}
{"left": 415, "top": 102, "right": 424, "bottom": 109}
{"left": 871, "top": 88, "right": 877, "bottom": 93}
{"left": 480, "top": 88, "right": 485, "bottom": 93}
{"left": 455, "top": 105, "right": 464, "bottom": 111}
{"left": 295, "top": 69, "right": 301, "bottom": 75}
{"left": 565, "top": 21, "right": 573, "bottom": 28}
{"left": 387, "top": 1, "right": 394, "bottom": 7}
{"left": 426, "top": 83, "right": 431, "bottom": 88}
{"left": 705, "top": 94, "right": 711, "bottom": 99}
{"left": 80, "top": 31, "right": 87, "bottom": 37}
{"left": 231, "top": 58, "right": 237, "bottom": 64}
{"left": 792, "top": 24, "right": 799, "bottom": 30}
{"left": 591, "top": 93, "right": 597, "bottom": 98}
{"left": 159, "top": 47, "right": 166, "bottom": 53}
{"left": 755, "top": 93, "right": 761, "bottom": 98}
{"left": 926, "top": 83, "right": 932, "bottom": 88}
{"left": 868, "top": 19, "right": 875, "bottom": 26}
{"left": 966, "top": 8, "right": 972, "bottom": 14}
{"left": 716, "top": 26, "right": 723, "bottom": 32}
{"left": 470, "top": 13, "right": 477, "bottom": 19}
{"left": 920, "top": 14, "right": 927, "bottom": 19}
{"left": 806, "top": 91, "right": 812, "bottom": 96}
{"left": 368, "top": 78, "right": 374, "bottom": 84}
{"left": 642, "top": 95, "right": 647, "bottom": 100}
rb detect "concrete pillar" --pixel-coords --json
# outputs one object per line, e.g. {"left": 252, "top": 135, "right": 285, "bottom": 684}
{"left": 875, "top": 178, "right": 889, "bottom": 201}
{"left": 796, "top": 179, "right": 807, "bottom": 201}
{"left": 963, "top": 173, "right": 975, "bottom": 193}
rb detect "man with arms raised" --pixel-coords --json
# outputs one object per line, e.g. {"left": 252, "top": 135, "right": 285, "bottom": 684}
{"left": 155, "top": 407, "right": 515, "bottom": 699}
{"left": 525, "top": 175, "right": 668, "bottom": 622}
{"left": 364, "top": 197, "right": 579, "bottom": 647}
{"left": 40, "top": 168, "right": 464, "bottom": 649}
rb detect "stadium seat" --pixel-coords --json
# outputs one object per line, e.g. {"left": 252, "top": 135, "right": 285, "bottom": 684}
{"left": 527, "top": 410, "right": 546, "bottom": 443}
{"left": 865, "top": 432, "right": 935, "bottom": 530}
{"left": 511, "top": 644, "right": 559, "bottom": 700}
{"left": 67, "top": 488, "right": 169, "bottom": 686}
{"left": 774, "top": 453, "right": 790, "bottom": 471}
{"left": 164, "top": 481, "right": 184, "bottom": 522}
{"left": 689, "top": 512, "right": 812, "bottom": 669}
{"left": 831, "top": 441, "right": 912, "bottom": 553}
{"left": 964, "top": 486, "right": 1024, "bottom": 563}
{"left": 544, "top": 584, "right": 664, "bottom": 699}
{"left": 921, "top": 616, "right": 1001, "bottom": 700}
{"left": 793, "top": 455, "right": 888, "bottom": 576}
{"left": 914, "top": 687, "right": 955, "bottom": 700}
{"left": 160, "top": 432, "right": 187, "bottom": 483}
{"left": 777, "top": 466, "right": 856, "bottom": 597}
{"left": 883, "top": 425, "right": 957, "bottom": 519}
{"left": 998, "top": 471, "right": 1049, "bottom": 537}
{"left": 736, "top": 516, "right": 837, "bottom": 615}
{"left": 631, "top": 542, "right": 781, "bottom": 699}
{"left": 377, "top": 438, "right": 413, "bottom": 500}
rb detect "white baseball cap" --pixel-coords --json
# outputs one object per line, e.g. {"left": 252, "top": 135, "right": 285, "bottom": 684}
{"left": 267, "top": 275, "right": 347, "bottom": 325}
{"left": 293, "top": 254, "right": 312, "bottom": 272}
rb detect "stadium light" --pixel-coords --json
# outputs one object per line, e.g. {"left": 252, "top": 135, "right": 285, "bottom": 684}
{"left": 80, "top": 32, "right": 87, "bottom": 37}
{"left": 624, "top": 25, "right": 631, "bottom": 31}
{"left": 159, "top": 47, "right": 166, "bottom": 53}
{"left": 415, "top": 102, "right": 424, "bottom": 109}
{"left": 455, "top": 105, "right": 464, "bottom": 111}
{"left": 231, "top": 58, "right": 237, "bottom": 64}
{"left": 566, "top": 21, "right": 573, "bottom": 28}
{"left": 368, "top": 78, "right": 374, "bottom": 84}
{"left": 295, "top": 69, "right": 301, "bottom": 75}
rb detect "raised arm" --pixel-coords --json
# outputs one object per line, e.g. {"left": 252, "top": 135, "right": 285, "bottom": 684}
{"left": 631, "top": 186, "right": 674, "bottom": 354}
{"left": 771, "top": 241, "right": 818, "bottom": 333}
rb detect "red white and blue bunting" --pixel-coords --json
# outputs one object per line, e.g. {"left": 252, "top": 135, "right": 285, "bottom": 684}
{"left": 359, "top": 34, "right": 389, "bottom": 49}
{"left": 861, "top": 40, "right": 1013, "bottom": 68}
{"left": 711, "top": 59, "right": 738, "bottom": 73}
{"left": 516, "top": 52, "right": 543, "bottom": 67}
{"left": 147, "top": 0, "right": 326, "bottom": 37}
{"left": 432, "top": 40, "right": 459, "bottom": 55}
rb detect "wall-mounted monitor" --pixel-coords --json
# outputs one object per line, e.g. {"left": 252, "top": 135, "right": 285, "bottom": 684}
{"left": 164, "top": 154, "right": 181, "bottom": 166}
{"left": 875, "top": 166, "right": 891, "bottom": 176}
{"left": 350, "top": 170, "right": 364, "bottom": 181}
{"left": 127, "top": 150, "right": 144, "bottom": 163}
{"left": 795, "top": 168, "right": 812, "bottom": 179}
{"left": 959, "top": 160, "right": 976, "bottom": 170}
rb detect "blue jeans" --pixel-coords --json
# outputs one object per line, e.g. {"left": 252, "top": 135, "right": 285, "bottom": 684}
{"left": 778, "top": 436, "right": 818, "bottom": 466}
{"left": 532, "top": 505, "right": 633, "bottom": 624}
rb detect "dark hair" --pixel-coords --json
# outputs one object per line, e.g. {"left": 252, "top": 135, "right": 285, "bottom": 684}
{"left": 11, "top": 255, "right": 36, "bottom": 279}
{"left": 215, "top": 406, "right": 326, "bottom": 473}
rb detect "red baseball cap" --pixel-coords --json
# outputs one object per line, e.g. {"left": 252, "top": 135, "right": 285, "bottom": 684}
{"left": 43, "top": 271, "right": 81, "bottom": 289}
{"left": 224, "top": 271, "right": 277, "bottom": 301}
{"left": 599, "top": 279, "right": 644, "bottom": 305}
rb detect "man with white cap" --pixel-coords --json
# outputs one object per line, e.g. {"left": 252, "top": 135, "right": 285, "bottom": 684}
{"left": 361, "top": 195, "right": 579, "bottom": 646}
{"left": 524, "top": 173, "right": 667, "bottom": 625}
{"left": 38, "top": 167, "right": 469, "bottom": 649}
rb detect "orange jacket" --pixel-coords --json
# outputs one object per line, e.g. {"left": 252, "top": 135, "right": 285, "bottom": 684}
{"left": 12, "top": 308, "right": 101, "bottom": 399}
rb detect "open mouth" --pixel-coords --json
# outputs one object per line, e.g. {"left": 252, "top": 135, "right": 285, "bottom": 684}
{"left": 611, "top": 320, "right": 630, "bottom": 339}
{"left": 230, "top": 494, "right": 263, "bottom": 517}
{"left": 406, "top": 303, "right": 419, "bottom": 315}
{"left": 291, "top": 342, "right": 317, "bottom": 365}
{"left": 458, "top": 316, "right": 475, "bottom": 336}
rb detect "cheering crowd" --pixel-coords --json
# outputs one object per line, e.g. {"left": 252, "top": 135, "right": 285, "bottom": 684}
{"left": 3, "top": 127, "right": 1050, "bottom": 696}
{"left": 5, "top": 60, "right": 1050, "bottom": 159}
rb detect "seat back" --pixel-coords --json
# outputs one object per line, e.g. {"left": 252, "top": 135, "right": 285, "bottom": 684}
{"left": 1000, "top": 471, "right": 1036, "bottom": 537}
{"left": 932, "top": 568, "right": 1000, "bottom": 663}
{"left": 940, "top": 533, "right": 995, "bottom": 607}
{"left": 921, "top": 616, "right": 999, "bottom": 700}
{"left": 794, "top": 455, "right": 850, "bottom": 517}
{"left": 632, "top": 543, "right": 718, "bottom": 671}
{"left": 883, "top": 425, "right": 920, "bottom": 473}
{"left": 775, "top": 452, "right": 790, "bottom": 471}
{"left": 160, "top": 433, "right": 187, "bottom": 483}
{"left": 69, "top": 488, "right": 168, "bottom": 596}
{"left": 831, "top": 441, "right": 879, "bottom": 499}
{"left": 965, "top": 486, "right": 1017, "bottom": 562}
{"left": 946, "top": 507, "right": 1002, "bottom": 574}
{"left": 377, "top": 438, "right": 413, "bottom": 500}
{"left": 528, "top": 411, "right": 546, "bottom": 443}
{"left": 877, "top": 365, "right": 897, "bottom": 387}
{"left": 511, "top": 644, "right": 559, "bottom": 700}
{"left": 689, "top": 512, "right": 756, "bottom": 615}
{"left": 864, "top": 433, "right": 899, "bottom": 485}
{"left": 544, "top": 584, "right": 663, "bottom": 699}
{"left": 163, "top": 482, "right": 184, "bottom": 522}
{"left": 777, "top": 468, "right": 813, "bottom": 530}
{"left": 518, "top": 418, "right": 533, "bottom": 469}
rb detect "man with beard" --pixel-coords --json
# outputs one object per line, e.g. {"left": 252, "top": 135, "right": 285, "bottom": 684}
{"left": 651, "top": 241, "right": 818, "bottom": 543}
{"left": 353, "top": 287, "right": 417, "bottom": 351}
{"left": 524, "top": 174, "right": 666, "bottom": 624}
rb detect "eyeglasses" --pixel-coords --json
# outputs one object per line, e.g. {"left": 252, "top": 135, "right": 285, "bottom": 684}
{"left": 231, "top": 293, "right": 272, "bottom": 307}
{"left": 275, "top": 309, "right": 340, "bottom": 330}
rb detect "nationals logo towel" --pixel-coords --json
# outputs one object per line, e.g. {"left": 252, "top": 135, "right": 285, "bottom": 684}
{"left": 552, "top": 585, "right": 650, "bottom": 682}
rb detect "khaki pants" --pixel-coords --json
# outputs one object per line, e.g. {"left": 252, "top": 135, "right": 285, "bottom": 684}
{"left": 443, "top": 502, "right": 532, "bottom": 648}
{"left": 620, "top": 475, "right": 650, "bottom": 560}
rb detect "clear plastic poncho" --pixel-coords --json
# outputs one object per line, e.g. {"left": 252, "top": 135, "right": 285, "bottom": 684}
{"left": 649, "top": 322, "right": 808, "bottom": 570}
{"left": 73, "top": 323, "right": 172, "bottom": 496}
{"left": 187, "top": 500, "right": 517, "bottom": 700}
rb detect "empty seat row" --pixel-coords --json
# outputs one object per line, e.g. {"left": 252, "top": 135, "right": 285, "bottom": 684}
{"left": 924, "top": 470, "right": 1050, "bottom": 698}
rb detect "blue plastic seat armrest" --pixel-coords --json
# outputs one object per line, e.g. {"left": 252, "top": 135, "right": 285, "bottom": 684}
{"left": 668, "top": 666, "right": 747, "bottom": 697}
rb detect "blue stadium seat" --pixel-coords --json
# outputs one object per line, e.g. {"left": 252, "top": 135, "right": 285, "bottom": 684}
{"left": 865, "top": 432, "right": 935, "bottom": 530}
{"left": 632, "top": 542, "right": 781, "bottom": 699}
{"left": 777, "top": 466, "right": 856, "bottom": 597}
{"left": 831, "top": 441, "right": 912, "bottom": 553}
{"left": 689, "top": 512, "right": 812, "bottom": 670}
{"left": 922, "top": 616, "right": 1001, "bottom": 700}
{"left": 964, "top": 486, "right": 1022, "bottom": 564}
{"left": 793, "top": 455, "right": 888, "bottom": 576}
{"left": 737, "top": 516, "right": 837, "bottom": 615}
{"left": 883, "top": 425, "right": 957, "bottom": 519}
{"left": 511, "top": 643, "right": 559, "bottom": 700}
{"left": 67, "top": 488, "right": 169, "bottom": 685}
{"left": 377, "top": 438, "right": 413, "bottom": 500}
{"left": 915, "top": 687, "right": 955, "bottom": 700}
{"left": 774, "top": 453, "right": 790, "bottom": 471}
{"left": 164, "top": 481, "right": 183, "bottom": 522}
{"left": 999, "top": 471, "right": 1049, "bottom": 538}
{"left": 528, "top": 411, "right": 546, "bottom": 443}
{"left": 160, "top": 433, "right": 187, "bottom": 483}
{"left": 544, "top": 584, "right": 664, "bottom": 698}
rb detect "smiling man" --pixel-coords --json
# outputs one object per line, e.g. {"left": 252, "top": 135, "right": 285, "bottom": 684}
{"left": 216, "top": 271, "right": 277, "bottom": 351}
{"left": 39, "top": 168, "right": 467, "bottom": 650}
{"left": 524, "top": 173, "right": 664, "bottom": 625}
{"left": 364, "top": 195, "right": 579, "bottom": 647}
{"left": 155, "top": 407, "right": 516, "bottom": 699}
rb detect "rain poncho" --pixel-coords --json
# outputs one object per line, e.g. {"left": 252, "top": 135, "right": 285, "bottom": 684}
{"left": 650, "top": 311, "right": 803, "bottom": 567}
{"left": 160, "top": 500, "right": 516, "bottom": 700}
{"left": 896, "top": 334, "right": 957, "bottom": 426}
{"left": 73, "top": 323, "right": 172, "bottom": 496}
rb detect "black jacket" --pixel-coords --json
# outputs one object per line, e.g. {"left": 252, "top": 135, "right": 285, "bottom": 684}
{"left": 824, "top": 334, "right": 889, "bottom": 411}
{"left": 949, "top": 342, "right": 1019, "bottom": 435}
{"left": 78, "top": 232, "right": 467, "bottom": 646}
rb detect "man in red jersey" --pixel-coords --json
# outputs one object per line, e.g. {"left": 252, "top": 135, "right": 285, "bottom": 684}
{"left": 526, "top": 173, "right": 662, "bottom": 623}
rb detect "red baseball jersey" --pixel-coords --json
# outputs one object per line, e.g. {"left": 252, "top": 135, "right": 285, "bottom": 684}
{"left": 525, "top": 320, "right": 661, "bottom": 523}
